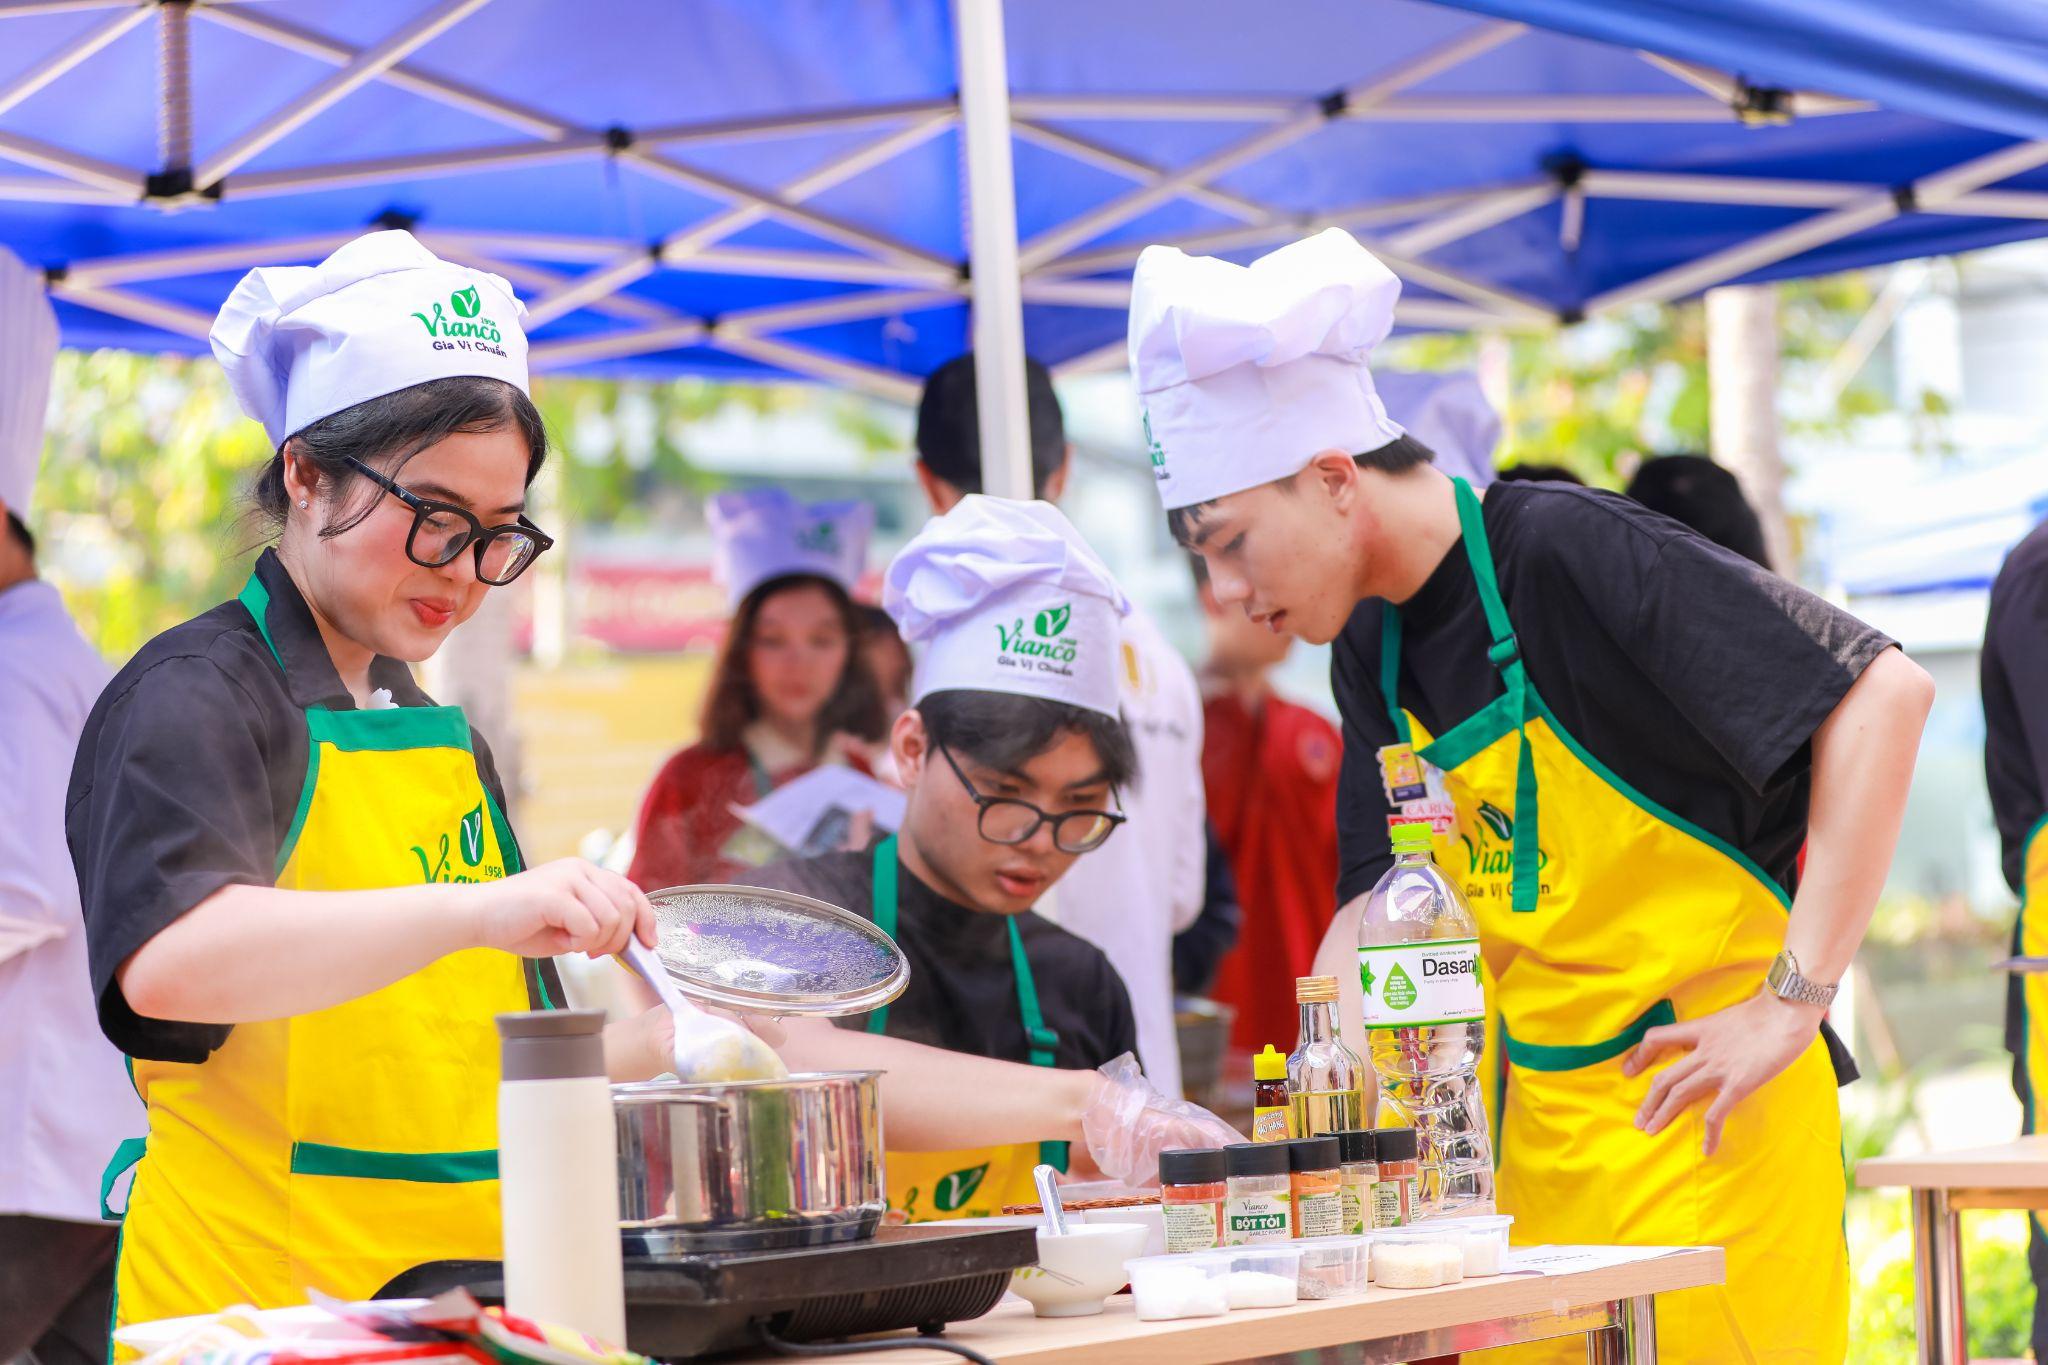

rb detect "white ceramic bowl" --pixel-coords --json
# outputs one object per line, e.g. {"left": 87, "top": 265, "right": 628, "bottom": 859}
{"left": 1009, "top": 1223, "right": 1150, "bottom": 1318}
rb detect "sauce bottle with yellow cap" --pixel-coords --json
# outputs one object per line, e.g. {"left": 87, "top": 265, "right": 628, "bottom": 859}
{"left": 1251, "top": 1044, "right": 1291, "bottom": 1141}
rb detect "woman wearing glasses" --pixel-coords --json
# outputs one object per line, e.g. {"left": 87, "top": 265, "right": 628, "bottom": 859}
{"left": 65, "top": 233, "right": 673, "bottom": 1333}
{"left": 731, "top": 497, "right": 1237, "bottom": 1220}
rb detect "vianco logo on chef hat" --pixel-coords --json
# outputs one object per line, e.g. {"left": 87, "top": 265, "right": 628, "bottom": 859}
{"left": 885, "top": 497, "right": 1131, "bottom": 719}
{"left": 210, "top": 229, "right": 529, "bottom": 448}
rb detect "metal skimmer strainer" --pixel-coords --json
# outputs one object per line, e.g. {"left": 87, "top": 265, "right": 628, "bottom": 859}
{"left": 645, "top": 883, "right": 910, "bottom": 1017}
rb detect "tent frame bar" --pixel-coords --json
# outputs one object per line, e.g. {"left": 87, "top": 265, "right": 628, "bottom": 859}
{"left": 8, "top": 1, "right": 2043, "bottom": 391}
{"left": 194, "top": 0, "right": 499, "bottom": 188}
{"left": 1015, "top": 19, "right": 1528, "bottom": 272}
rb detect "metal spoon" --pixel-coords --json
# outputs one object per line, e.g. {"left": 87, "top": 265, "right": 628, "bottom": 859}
{"left": 1033, "top": 1163, "right": 1070, "bottom": 1237}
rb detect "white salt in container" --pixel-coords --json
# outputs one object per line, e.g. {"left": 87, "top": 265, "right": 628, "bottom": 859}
{"left": 1125, "top": 1253, "right": 1232, "bottom": 1321}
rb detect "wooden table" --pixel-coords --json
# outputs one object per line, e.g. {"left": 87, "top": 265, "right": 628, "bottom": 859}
{"left": 722, "top": 1245, "right": 1723, "bottom": 1364}
{"left": 1858, "top": 1136, "right": 2048, "bottom": 1363}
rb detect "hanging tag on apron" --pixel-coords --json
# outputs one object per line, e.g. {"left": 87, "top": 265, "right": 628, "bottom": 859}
{"left": 1377, "top": 743, "right": 1429, "bottom": 805}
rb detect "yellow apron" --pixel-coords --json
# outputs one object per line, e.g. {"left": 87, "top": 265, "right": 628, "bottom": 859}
{"left": 103, "top": 574, "right": 549, "bottom": 1346}
{"left": 1379, "top": 480, "right": 1847, "bottom": 1365}
{"left": 863, "top": 835, "right": 1069, "bottom": 1221}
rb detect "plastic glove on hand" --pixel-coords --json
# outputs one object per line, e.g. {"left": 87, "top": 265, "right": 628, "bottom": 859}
{"left": 1079, "top": 1052, "right": 1244, "bottom": 1187}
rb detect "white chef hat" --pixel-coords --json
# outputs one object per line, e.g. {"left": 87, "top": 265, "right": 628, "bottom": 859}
{"left": 0, "top": 246, "right": 58, "bottom": 516}
{"left": 210, "top": 229, "right": 528, "bottom": 448}
{"left": 884, "top": 496, "right": 1131, "bottom": 719}
{"left": 1128, "top": 227, "right": 1405, "bottom": 510}
{"left": 1375, "top": 369, "right": 1501, "bottom": 489}
{"left": 708, "top": 487, "right": 875, "bottom": 610}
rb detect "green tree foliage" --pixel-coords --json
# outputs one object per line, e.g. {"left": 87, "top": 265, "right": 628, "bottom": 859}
{"left": 1384, "top": 273, "right": 1887, "bottom": 487}
{"left": 38, "top": 350, "right": 273, "bottom": 659}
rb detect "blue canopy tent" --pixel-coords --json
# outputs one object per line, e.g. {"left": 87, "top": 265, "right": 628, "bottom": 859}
{"left": 3, "top": 0, "right": 2048, "bottom": 497}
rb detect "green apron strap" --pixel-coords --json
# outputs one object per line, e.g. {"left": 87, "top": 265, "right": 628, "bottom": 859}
{"left": 1379, "top": 602, "right": 1412, "bottom": 742}
{"left": 865, "top": 834, "right": 899, "bottom": 1036}
{"left": 236, "top": 573, "right": 285, "bottom": 673}
{"left": 863, "top": 834, "right": 1067, "bottom": 1171}
{"left": 1451, "top": 477, "right": 1541, "bottom": 912}
{"left": 100, "top": 1136, "right": 146, "bottom": 1222}
{"left": 1007, "top": 917, "right": 1070, "bottom": 1172}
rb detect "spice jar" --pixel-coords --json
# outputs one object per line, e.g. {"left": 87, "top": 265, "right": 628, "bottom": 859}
{"left": 1336, "top": 1129, "right": 1377, "bottom": 1236}
{"left": 1287, "top": 1136, "right": 1344, "bottom": 1239}
{"left": 1251, "top": 1044, "right": 1290, "bottom": 1141}
{"left": 1222, "top": 1142, "right": 1293, "bottom": 1246}
{"left": 1159, "top": 1148, "right": 1228, "bottom": 1254}
{"left": 1373, "top": 1127, "right": 1419, "bottom": 1228}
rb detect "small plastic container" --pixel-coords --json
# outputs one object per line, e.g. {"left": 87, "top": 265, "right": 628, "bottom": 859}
{"left": 1289, "top": 1234, "right": 1371, "bottom": 1300}
{"left": 1124, "top": 1253, "right": 1231, "bottom": 1321}
{"left": 1194, "top": 1245, "right": 1303, "bottom": 1308}
{"left": 1419, "top": 1213, "right": 1516, "bottom": 1277}
{"left": 1370, "top": 1228, "right": 1465, "bottom": 1290}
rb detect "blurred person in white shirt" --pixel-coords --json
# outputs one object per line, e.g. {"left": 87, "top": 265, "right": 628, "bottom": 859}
{"left": 0, "top": 247, "right": 142, "bottom": 1365}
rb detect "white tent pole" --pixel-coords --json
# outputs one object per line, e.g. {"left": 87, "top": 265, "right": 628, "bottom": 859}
{"left": 195, "top": 0, "right": 498, "bottom": 188}
{"left": 953, "top": 0, "right": 1034, "bottom": 501}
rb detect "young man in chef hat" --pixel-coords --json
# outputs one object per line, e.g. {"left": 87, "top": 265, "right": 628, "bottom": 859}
{"left": 914, "top": 354, "right": 1206, "bottom": 1101}
{"left": 734, "top": 495, "right": 1231, "bottom": 1219}
{"left": 0, "top": 246, "right": 143, "bottom": 1365}
{"left": 1132, "top": 226, "right": 1932, "bottom": 1363}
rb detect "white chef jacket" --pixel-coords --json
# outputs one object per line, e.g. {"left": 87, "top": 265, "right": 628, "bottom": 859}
{"left": 1047, "top": 602, "right": 1205, "bottom": 1097}
{"left": 0, "top": 579, "right": 141, "bottom": 1224}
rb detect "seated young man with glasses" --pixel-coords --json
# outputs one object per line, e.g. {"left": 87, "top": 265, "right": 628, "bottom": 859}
{"left": 729, "top": 496, "right": 1149, "bottom": 1219}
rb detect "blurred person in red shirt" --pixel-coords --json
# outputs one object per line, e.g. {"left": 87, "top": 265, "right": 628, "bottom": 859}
{"left": 1192, "top": 553, "right": 1342, "bottom": 1053}
{"left": 628, "top": 490, "right": 887, "bottom": 889}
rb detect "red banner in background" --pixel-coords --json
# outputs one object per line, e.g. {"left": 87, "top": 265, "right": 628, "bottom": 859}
{"left": 572, "top": 560, "right": 728, "bottom": 652}
{"left": 516, "top": 557, "right": 890, "bottom": 655}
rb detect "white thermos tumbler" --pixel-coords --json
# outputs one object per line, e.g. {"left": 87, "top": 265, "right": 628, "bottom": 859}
{"left": 497, "top": 1010, "right": 626, "bottom": 1344}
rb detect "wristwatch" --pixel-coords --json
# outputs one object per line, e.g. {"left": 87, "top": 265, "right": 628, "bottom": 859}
{"left": 1765, "top": 949, "right": 1839, "bottom": 1008}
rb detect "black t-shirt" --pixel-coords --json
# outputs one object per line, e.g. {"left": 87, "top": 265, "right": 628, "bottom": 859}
{"left": 1984, "top": 518, "right": 2048, "bottom": 898}
{"left": 1980, "top": 517, "right": 2048, "bottom": 1055}
{"left": 730, "top": 845, "right": 1140, "bottom": 1072}
{"left": 1333, "top": 481, "right": 1896, "bottom": 904}
{"left": 65, "top": 548, "right": 552, "bottom": 1063}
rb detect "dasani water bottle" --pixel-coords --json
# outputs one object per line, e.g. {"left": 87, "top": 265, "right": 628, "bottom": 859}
{"left": 1353, "top": 820, "right": 1493, "bottom": 1216}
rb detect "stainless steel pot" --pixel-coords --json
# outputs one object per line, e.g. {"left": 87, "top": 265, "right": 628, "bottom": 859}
{"left": 614, "top": 1070, "right": 884, "bottom": 1255}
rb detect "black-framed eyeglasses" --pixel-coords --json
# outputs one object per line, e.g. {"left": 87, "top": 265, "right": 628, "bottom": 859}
{"left": 344, "top": 456, "right": 554, "bottom": 586}
{"left": 936, "top": 743, "right": 1125, "bottom": 854}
